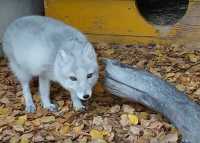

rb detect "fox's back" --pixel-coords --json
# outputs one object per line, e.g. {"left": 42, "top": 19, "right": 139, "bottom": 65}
{"left": 3, "top": 16, "right": 88, "bottom": 75}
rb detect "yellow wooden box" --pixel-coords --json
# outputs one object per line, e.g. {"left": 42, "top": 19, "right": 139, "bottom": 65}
{"left": 44, "top": 0, "right": 198, "bottom": 44}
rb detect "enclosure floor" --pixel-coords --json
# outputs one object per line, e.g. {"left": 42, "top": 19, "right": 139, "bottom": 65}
{"left": 0, "top": 43, "right": 199, "bottom": 143}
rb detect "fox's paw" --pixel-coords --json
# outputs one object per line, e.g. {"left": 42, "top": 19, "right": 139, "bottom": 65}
{"left": 25, "top": 104, "right": 36, "bottom": 113}
{"left": 43, "top": 103, "right": 58, "bottom": 112}
{"left": 73, "top": 103, "right": 86, "bottom": 112}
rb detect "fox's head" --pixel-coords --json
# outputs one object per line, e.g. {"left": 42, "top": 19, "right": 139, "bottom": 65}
{"left": 54, "top": 42, "right": 99, "bottom": 100}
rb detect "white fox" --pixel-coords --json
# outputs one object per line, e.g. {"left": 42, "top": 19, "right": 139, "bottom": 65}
{"left": 2, "top": 16, "right": 99, "bottom": 112}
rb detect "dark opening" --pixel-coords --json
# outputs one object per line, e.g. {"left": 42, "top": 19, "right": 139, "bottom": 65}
{"left": 135, "top": 0, "right": 189, "bottom": 25}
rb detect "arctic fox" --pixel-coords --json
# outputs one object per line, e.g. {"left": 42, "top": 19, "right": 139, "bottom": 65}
{"left": 2, "top": 16, "right": 99, "bottom": 112}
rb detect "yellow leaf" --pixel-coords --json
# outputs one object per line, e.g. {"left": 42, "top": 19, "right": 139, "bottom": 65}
{"left": 13, "top": 125, "right": 24, "bottom": 132}
{"left": 0, "top": 107, "right": 9, "bottom": 117}
{"left": 40, "top": 116, "right": 55, "bottom": 123}
{"left": 20, "top": 137, "right": 29, "bottom": 143}
{"left": 187, "top": 53, "right": 198, "bottom": 62}
{"left": 139, "top": 112, "right": 150, "bottom": 120}
{"left": 73, "top": 124, "right": 84, "bottom": 134}
{"left": 176, "top": 84, "right": 185, "bottom": 92}
{"left": 128, "top": 114, "right": 139, "bottom": 125}
{"left": 60, "top": 125, "right": 70, "bottom": 135}
{"left": 10, "top": 136, "right": 19, "bottom": 143}
{"left": 16, "top": 115, "right": 27, "bottom": 125}
{"left": 90, "top": 129, "right": 109, "bottom": 140}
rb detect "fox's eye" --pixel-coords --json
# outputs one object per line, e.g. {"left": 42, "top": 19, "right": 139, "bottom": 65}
{"left": 69, "top": 76, "right": 77, "bottom": 81}
{"left": 87, "top": 73, "right": 93, "bottom": 79}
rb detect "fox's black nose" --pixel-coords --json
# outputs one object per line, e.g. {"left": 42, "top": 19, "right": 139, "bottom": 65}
{"left": 83, "top": 94, "right": 90, "bottom": 99}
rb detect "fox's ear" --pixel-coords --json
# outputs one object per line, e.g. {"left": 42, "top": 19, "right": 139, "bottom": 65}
{"left": 84, "top": 43, "right": 96, "bottom": 59}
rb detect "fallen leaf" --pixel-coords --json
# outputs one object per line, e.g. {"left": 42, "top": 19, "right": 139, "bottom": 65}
{"left": 194, "top": 88, "right": 200, "bottom": 96}
{"left": 13, "top": 125, "right": 24, "bottom": 132}
{"left": 186, "top": 53, "right": 199, "bottom": 62}
{"left": 139, "top": 112, "right": 150, "bottom": 120}
{"left": 0, "top": 106, "right": 9, "bottom": 117}
{"left": 128, "top": 114, "right": 139, "bottom": 125}
{"left": 90, "top": 129, "right": 109, "bottom": 140}
{"left": 120, "top": 114, "right": 129, "bottom": 127}
{"left": 73, "top": 124, "right": 84, "bottom": 134}
{"left": 95, "top": 82, "right": 104, "bottom": 93}
{"left": 93, "top": 116, "right": 104, "bottom": 126}
{"left": 129, "top": 126, "right": 142, "bottom": 135}
{"left": 0, "top": 91, "right": 6, "bottom": 96}
{"left": 16, "top": 115, "right": 27, "bottom": 126}
{"left": 20, "top": 137, "right": 29, "bottom": 143}
{"left": 160, "top": 133, "right": 178, "bottom": 143}
{"left": 176, "top": 84, "right": 185, "bottom": 92}
{"left": 90, "top": 139, "right": 107, "bottom": 143}
{"left": 46, "top": 135, "right": 55, "bottom": 141}
{"left": 40, "top": 116, "right": 55, "bottom": 123}
{"left": 122, "top": 105, "right": 135, "bottom": 113}
{"left": 109, "top": 105, "right": 120, "bottom": 113}
{"left": 0, "top": 97, "right": 9, "bottom": 104}
{"left": 10, "top": 136, "right": 20, "bottom": 143}
{"left": 60, "top": 124, "right": 70, "bottom": 135}
{"left": 33, "top": 134, "right": 44, "bottom": 142}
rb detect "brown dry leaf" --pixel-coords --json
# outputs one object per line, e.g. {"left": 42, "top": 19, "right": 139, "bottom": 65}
{"left": 16, "top": 91, "right": 23, "bottom": 97}
{"left": 6, "top": 116, "right": 16, "bottom": 124}
{"left": 104, "top": 49, "right": 115, "bottom": 56}
{"left": 93, "top": 116, "right": 104, "bottom": 126}
{"left": 109, "top": 105, "right": 120, "bottom": 113}
{"left": 0, "top": 97, "right": 9, "bottom": 104}
{"left": 59, "top": 124, "right": 70, "bottom": 135}
{"left": 20, "top": 133, "right": 33, "bottom": 139}
{"left": 90, "top": 139, "right": 108, "bottom": 143}
{"left": 0, "top": 91, "right": 6, "bottom": 96}
{"left": 103, "top": 118, "right": 113, "bottom": 132}
{"left": 194, "top": 88, "right": 200, "bottom": 96}
{"left": 10, "top": 136, "right": 20, "bottom": 143}
{"left": 160, "top": 133, "right": 178, "bottom": 143}
{"left": 13, "top": 125, "right": 24, "bottom": 132}
{"left": 31, "top": 119, "right": 41, "bottom": 126}
{"left": 129, "top": 126, "right": 142, "bottom": 135}
{"left": 122, "top": 105, "right": 135, "bottom": 113}
{"left": 73, "top": 124, "right": 84, "bottom": 134}
{"left": 120, "top": 114, "right": 129, "bottom": 127}
{"left": 33, "top": 134, "right": 44, "bottom": 142}
{"left": 95, "top": 82, "right": 105, "bottom": 93}
{"left": 57, "top": 101, "right": 65, "bottom": 108}
{"left": 46, "top": 135, "right": 55, "bottom": 141}
{"left": 176, "top": 84, "right": 186, "bottom": 92}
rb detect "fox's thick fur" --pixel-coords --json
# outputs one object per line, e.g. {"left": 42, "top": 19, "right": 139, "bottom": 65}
{"left": 3, "top": 16, "right": 99, "bottom": 112}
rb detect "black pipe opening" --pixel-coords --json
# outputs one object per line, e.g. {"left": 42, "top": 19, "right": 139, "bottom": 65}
{"left": 135, "top": 0, "right": 189, "bottom": 26}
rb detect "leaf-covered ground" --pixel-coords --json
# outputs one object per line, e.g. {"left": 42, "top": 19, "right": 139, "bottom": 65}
{"left": 0, "top": 43, "right": 199, "bottom": 143}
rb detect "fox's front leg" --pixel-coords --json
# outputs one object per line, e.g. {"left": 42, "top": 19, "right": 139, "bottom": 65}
{"left": 70, "top": 92, "right": 85, "bottom": 111}
{"left": 39, "top": 75, "right": 58, "bottom": 112}
{"left": 21, "top": 81, "right": 36, "bottom": 112}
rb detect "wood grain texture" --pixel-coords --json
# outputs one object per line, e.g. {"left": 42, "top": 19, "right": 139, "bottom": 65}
{"left": 44, "top": 0, "right": 200, "bottom": 45}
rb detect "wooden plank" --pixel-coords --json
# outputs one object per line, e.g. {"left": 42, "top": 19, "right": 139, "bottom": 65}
{"left": 45, "top": 0, "right": 199, "bottom": 44}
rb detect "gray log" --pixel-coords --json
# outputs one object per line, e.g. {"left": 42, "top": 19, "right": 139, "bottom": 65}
{"left": 104, "top": 59, "right": 200, "bottom": 143}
